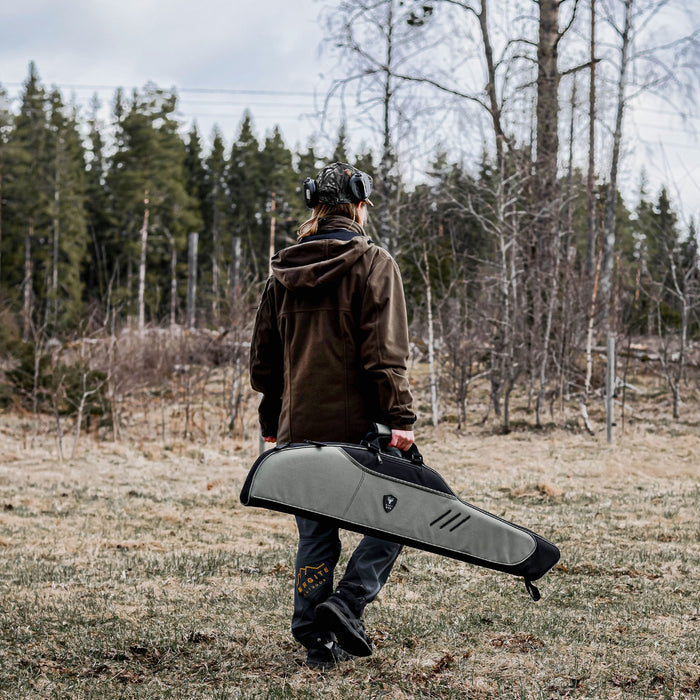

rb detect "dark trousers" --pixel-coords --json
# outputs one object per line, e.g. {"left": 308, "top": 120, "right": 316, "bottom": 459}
{"left": 292, "top": 515, "right": 402, "bottom": 650}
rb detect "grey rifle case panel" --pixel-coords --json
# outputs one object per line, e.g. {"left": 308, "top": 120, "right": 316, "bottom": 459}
{"left": 240, "top": 436, "right": 560, "bottom": 596}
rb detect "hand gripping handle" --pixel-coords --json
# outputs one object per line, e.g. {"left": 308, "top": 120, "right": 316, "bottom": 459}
{"left": 363, "top": 423, "right": 424, "bottom": 465}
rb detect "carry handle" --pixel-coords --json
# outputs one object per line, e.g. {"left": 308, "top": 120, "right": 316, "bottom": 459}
{"left": 362, "top": 423, "right": 424, "bottom": 465}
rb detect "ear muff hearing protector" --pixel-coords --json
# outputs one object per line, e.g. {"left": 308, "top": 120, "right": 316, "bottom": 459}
{"left": 302, "top": 166, "right": 373, "bottom": 208}
{"left": 303, "top": 178, "right": 318, "bottom": 208}
{"left": 348, "top": 171, "right": 373, "bottom": 203}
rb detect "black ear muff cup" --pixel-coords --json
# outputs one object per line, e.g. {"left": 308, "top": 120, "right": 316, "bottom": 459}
{"left": 303, "top": 178, "right": 318, "bottom": 208}
{"left": 348, "top": 172, "right": 373, "bottom": 203}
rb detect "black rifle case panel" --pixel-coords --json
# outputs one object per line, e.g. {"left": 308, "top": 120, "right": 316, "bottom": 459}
{"left": 240, "top": 441, "right": 560, "bottom": 593}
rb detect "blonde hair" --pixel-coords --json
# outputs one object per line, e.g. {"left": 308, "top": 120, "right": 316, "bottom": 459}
{"left": 297, "top": 202, "right": 359, "bottom": 241}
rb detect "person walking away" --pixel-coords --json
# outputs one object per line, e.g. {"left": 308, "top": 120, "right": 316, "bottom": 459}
{"left": 249, "top": 162, "right": 416, "bottom": 669}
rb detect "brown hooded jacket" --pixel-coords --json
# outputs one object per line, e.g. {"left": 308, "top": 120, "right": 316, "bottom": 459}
{"left": 250, "top": 215, "right": 415, "bottom": 444}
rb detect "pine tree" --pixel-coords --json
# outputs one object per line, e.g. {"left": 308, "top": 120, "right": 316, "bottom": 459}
{"left": 260, "top": 126, "right": 297, "bottom": 255}
{"left": 107, "top": 84, "right": 201, "bottom": 326}
{"left": 185, "top": 124, "right": 207, "bottom": 221}
{"left": 202, "top": 127, "right": 230, "bottom": 323}
{"left": 297, "top": 142, "right": 319, "bottom": 181}
{"left": 353, "top": 147, "right": 376, "bottom": 178}
{"left": 183, "top": 123, "right": 208, "bottom": 323}
{"left": 332, "top": 122, "right": 349, "bottom": 163}
{"left": 101, "top": 87, "right": 135, "bottom": 315}
{"left": 228, "top": 111, "right": 264, "bottom": 285}
{"left": 646, "top": 188, "right": 679, "bottom": 285}
{"left": 353, "top": 147, "right": 378, "bottom": 236}
{"left": 636, "top": 187, "right": 681, "bottom": 329}
{"left": 84, "top": 94, "right": 111, "bottom": 313}
{"left": 0, "top": 84, "right": 13, "bottom": 290}
{"left": 46, "top": 90, "right": 88, "bottom": 331}
{"left": 2, "top": 62, "right": 51, "bottom": 338}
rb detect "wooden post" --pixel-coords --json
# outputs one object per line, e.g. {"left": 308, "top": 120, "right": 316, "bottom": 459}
{"left": 187, "top": 232, "right": 198, "bottom": 329}
{"left": 606, "top": 335, "right": 615, "bottom": 444}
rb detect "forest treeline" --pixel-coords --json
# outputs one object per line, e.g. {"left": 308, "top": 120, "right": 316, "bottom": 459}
{"left": 1, "top": 6, "right": 698, "bottom": 433}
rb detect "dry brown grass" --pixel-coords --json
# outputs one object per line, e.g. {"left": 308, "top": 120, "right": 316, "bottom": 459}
{"left": 0, "top": 368, "right": 698, "bottom": 698}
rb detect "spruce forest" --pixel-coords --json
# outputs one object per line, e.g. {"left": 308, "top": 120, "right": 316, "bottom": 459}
{"left": 0, "top": 0, "right": 698, "bottom": 438}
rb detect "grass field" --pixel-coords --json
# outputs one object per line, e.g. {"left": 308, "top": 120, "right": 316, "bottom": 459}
{"left": 0, "top": 379, "right": 698, "bottom": 699}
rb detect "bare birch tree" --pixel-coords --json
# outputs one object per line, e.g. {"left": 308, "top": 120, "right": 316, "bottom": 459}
{"left": 322, "top": 0, "right": 434, "bottom": 252}
{"left": 598, "top": 0, "right": 700, "bottom": 329}
{"left": 645, "top": 227, "right": 699, "bottom": 419}
{"left": 585, "top": 0, "right": 598, "bottom": 278}
{"left": 600, "top": 0, "right": 633, "bottom": 330}
{"left": 421, "top": 239, "right": 440, "bottom": 425}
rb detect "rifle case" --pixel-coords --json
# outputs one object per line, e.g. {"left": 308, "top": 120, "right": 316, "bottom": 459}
{"left": 240, "top": 426, "right": 560, "bottom": 600}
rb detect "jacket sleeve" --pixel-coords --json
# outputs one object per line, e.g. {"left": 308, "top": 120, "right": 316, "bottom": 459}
{"left": 249, "top": 278, "right": 283, "bottom": 438}
{"left": 358, "top": 251, "right": 416, "bottom": 429}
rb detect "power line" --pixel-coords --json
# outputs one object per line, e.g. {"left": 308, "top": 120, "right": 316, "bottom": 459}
{"left": 3, "top": 80, "right": 697, "bottom": 121}
{"left": 177, "top": 100, "right": 317, "bottom": 110}
{"left": 2, "top": 81, "right": 316, "bottom": 98}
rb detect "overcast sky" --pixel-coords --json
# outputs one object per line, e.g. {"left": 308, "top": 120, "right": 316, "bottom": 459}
{"left": 1, "top": 0, "right": 328, "bottom": 146}
{"left": 1, "top": 0, "right": 698, "bottom": 225}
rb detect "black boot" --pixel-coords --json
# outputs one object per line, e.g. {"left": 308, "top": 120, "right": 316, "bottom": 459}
{"left": 303, "top": 638, "right": 354, "bottom": 670}
{"left": 315, "top": 595, "right": 372, "bottom": 657}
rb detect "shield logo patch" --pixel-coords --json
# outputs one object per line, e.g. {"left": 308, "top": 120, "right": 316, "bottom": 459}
{"left": 383, "top": 495, "right": 398, "bottom": 513}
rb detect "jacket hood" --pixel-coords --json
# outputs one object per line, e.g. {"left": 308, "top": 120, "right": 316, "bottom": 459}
{"left": 271, "top": 217, "right": 372, "bottom": 291}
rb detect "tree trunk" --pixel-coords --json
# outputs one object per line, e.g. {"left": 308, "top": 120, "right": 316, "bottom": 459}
{"left": 23, "top": 222, "right": 33, "bottom": 342}
{"left": 379, "top": 0, "right": 396, "bottom": 253}
{"left": 536, "top": 230, "right": 561, "bottom": 428}
{"left": 671, "top": 299, "right": 685, "bottom": 420}
{"left": 531, "top": 0, "right": 561, "bottom": 422}
{"left": 535, "top": 0, "right": 561, "bottom": 246}
{"left": 52, "top": 186, "right": 60, "bottom": 330}
{"left": 490, "top": 170, "right": 518, "bottom": 427}
{"left": 585, "top": 251, "right": 602, "bottom": 394}
{"left": 478, "top": 0, "right": 505, "bottom": 169}
{"left": 137, "top": 191, "right": 149, "bottom": 332}
{"left": 667, "top": 251, "right": 692, "bottom": 420}
{"left": 600, "top": 0, "right": 633, "bottom": 331}
{"left": 211, "top": 209, "right": 221, "bottom": 325}
{"left": 585, "top": 0, "right": 597, "bottom": 277}
{"left": 230, "top": 235, "right": 241, "bottom": 313}
{"left": 565, "top": 78, "right": 576, "bottom": 258}
{"left": 187, "top": 232, "right": 198, "bottom": 329}
{"left": 170, "top": 236, "right": 177, "bottom": 327}
{"left": 503, "top": 382, "right": 513, "bottom": 434}
{"left": 423, "top": 241, "right": 439, "bottom": 426}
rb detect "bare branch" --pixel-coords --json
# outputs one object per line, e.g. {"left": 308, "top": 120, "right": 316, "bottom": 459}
{"left": 430, "top": 0, "right": 480, "bottom": 21}
{"left": 557, "top": 0, "right": 581, "bottom": 44}
{"left": 560, "top": 58, "right": 602, "bottom": 76}
{"left": 390, "top": 71, "right": 491, "bottom": 110}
